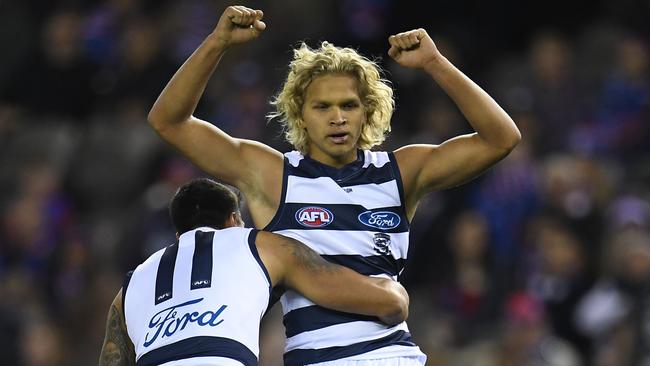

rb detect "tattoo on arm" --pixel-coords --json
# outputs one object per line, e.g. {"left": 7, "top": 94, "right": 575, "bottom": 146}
{"left": 283, "top": 238, "right": 340, "bottom": 274}
{"left": 99, "top": 304, "right": 135, "bottom": 366}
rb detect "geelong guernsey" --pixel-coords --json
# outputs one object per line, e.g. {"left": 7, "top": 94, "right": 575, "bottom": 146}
{"left": 264, "top": 150, "right": 425, "bottom": 366}
{"left": 123, "top": 227, "right": 271, "bottom": 366}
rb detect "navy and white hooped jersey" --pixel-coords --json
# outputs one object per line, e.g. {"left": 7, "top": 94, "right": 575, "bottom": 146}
{"left": 264, "top": 150, "right": 426, "bottom": 366}
{"left": 123, "top": 227, "right": 271, "bottom": 366}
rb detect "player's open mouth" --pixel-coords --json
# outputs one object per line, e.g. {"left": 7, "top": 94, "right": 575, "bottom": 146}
{"left": 328, "top": 133, "right": 349, "bottom": 144}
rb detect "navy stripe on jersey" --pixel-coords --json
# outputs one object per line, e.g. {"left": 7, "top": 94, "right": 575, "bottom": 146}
{"left": 191, "top": 231, "right": 214, "bottom": 290}
{"left": 247, "top": 229, "right": 272, "bottom": 295}
{"left": 155, "top": 243, "right": 179, "bottom": 304}
{"left": 387, "top": 151, "right": 407, "bottom": 210}
{"left": 263, "top": 160, "right": 290, "bottom": 232}
{"left": 286, "top": 160, "right": 397, "bottom": 187}
{"left": 284, "top": 330, "right": 416, "bottom": 366}
{"left": 283, "top": 306, "right": 378, "bottom": 338}
{"left": 272, "top": 203, "right": 408, "bottom": 233}
{"left": 322, "top": 254, "right": 406, "bottom": 277}
{"left": 136, "top": 335, "right": 257, "bottom": 366}
{"left": 122, "top": 270, "right": 133, "bottom": 309}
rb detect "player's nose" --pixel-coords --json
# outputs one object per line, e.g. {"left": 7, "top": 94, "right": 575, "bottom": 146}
{"left": 329, "top": 108, "right": 346, "bottom": 125}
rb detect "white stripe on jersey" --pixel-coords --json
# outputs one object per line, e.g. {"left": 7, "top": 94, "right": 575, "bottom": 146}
{"left": 274, "top": 229, "right": 409, "bottom": 259}
{"left": 286, "top": 150, "right": 391, "bottom": 169}
{"left": 361, "top": 149, "right": 391, "bottom": 168}
{"left": 159, "top": 356, "right": 245, "bottom": 366}
{"left": 370, "top": 273, "right": 398, "bottom": 280}
{"left": 308, "top": 353, "right": 426, "bottom": 365}
{"left": 285, "top": 322, "right": 410, "bottom": 351}
{"left": 285, "top": 150, "right": 392, "bottom": 169}
{"left": 281, "top": 290, "right": 317, "bottom": 313}
{"left": 285, "top": 151, "right": 304, "bottom": 167}
{"left": 285, "top": 175, "right": 401, "bottom": 208}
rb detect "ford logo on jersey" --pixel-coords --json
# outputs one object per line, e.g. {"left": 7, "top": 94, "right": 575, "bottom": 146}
{"left": 358, "top": 211, "right": 401, "bottom": 230}
{"left": 144, "top": 298, "right": 227, "bottom": 347}
{"left": 295, "top": 206, "right": 334, "bottom": 228}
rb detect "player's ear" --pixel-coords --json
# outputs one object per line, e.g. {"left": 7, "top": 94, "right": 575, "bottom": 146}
{"left": 227, "top": 211, "right": 244, "bottom": 227}
{"left": 237, "top": 211, "right": 245, "bottom": 227}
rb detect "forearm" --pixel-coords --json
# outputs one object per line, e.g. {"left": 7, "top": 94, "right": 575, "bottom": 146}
{"left": 308, "top": 275, "right": 409, "bottom": 324}
{"left": 148, "top": 34, "right": 227, "bottom": 128}
{"left": 424, "top": 56, "right": 520, "bottom": 149}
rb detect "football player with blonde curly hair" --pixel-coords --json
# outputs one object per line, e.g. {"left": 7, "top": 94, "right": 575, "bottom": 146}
{"left": 148, "top": 5, "right": 520, "bottom": 366}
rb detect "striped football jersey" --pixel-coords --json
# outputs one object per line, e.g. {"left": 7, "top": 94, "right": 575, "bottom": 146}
{"left": 264, "top": 150, "right": 426, "bottom": 366}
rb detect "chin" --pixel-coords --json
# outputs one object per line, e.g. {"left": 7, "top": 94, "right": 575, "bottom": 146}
{"left": 310, "top": 140, "right": 357, "bottom": 161}
{"left": 329, "top": 144, "right": 356, "bottom": 156}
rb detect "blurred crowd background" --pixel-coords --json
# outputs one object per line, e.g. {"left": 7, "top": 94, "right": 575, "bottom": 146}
{"left": 1, "top": 0, "right": 649, "bottom": 365}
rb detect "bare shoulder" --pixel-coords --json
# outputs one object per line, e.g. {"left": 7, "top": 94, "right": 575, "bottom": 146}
{"left": 393, "top": 144, "right": 440, "bottom": 165}
{"left": 239, "top": 138, "right": 285, "bottom": 160}
{"left": 237, "top": 138, "right": 285, "bottom": 180}
{"left": 393, "top": 144, "right": 440, "bottom": 186}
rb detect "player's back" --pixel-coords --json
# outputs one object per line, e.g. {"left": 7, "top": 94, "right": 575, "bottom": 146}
{"left": 123, "top": 227, "right": 270, "bottom": 366}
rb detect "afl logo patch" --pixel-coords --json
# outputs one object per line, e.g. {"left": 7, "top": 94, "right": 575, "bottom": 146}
{"left": 358, "top": 211, "right": 401, "bottom": 230}
{"left": 295, "top": 206, "right": 334, "bottom": 228}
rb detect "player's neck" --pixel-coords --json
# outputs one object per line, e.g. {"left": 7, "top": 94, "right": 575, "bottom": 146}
{"left": 308, "top": 149, "right": 359, "bottom": 169}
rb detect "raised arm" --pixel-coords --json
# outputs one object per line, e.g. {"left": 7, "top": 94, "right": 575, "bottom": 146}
{"left": 256, "top": 231, "right": 408, "bottom": 325}
{"left": 388, "top": 29, "right": 521, "bottom": 217}
{"left": 99, "top": 289, "right": 135, "bottom": 366}
{"left": 147, "top": 6, "right": 282, "bottom": 196}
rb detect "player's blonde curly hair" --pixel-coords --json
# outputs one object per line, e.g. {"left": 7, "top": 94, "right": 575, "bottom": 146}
{"left": 268, "top": 42, "right": 394, "bottom": 154}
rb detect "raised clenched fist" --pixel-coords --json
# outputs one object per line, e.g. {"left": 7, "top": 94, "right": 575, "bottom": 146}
{"left": 211, "top": 5, "right": 266, "bottom": 48}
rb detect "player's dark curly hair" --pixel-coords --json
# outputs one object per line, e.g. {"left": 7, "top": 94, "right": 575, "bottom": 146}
{"left": 169, "top": 178, "right": 240, "bottom": 234}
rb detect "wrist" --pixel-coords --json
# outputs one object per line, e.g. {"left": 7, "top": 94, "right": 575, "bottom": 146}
{"left": 422, "top": 54, "right": 450, "bottom": 76}
{"left": 205, "top": 33, "right": 231, "bottom": 53}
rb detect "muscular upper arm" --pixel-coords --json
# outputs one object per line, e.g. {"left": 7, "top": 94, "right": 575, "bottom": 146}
{"left": 395, "top": 133, "right": 512, "bottom": 213}
{"left": 254, "top": 231, "right": 340, "bottom": 290}
{"left": 151, "top": 116, "right": 284, "bottom": 193}
{"left": 99, "top": 289, "right": 135, "bottom": 366}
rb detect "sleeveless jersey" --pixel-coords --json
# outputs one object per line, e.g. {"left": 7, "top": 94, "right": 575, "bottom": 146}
{"left": 123, "top": 227, "right": 270, "bottom": 366}
{"left": 264, "top": 150, "right": 426, "bottom": 366}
